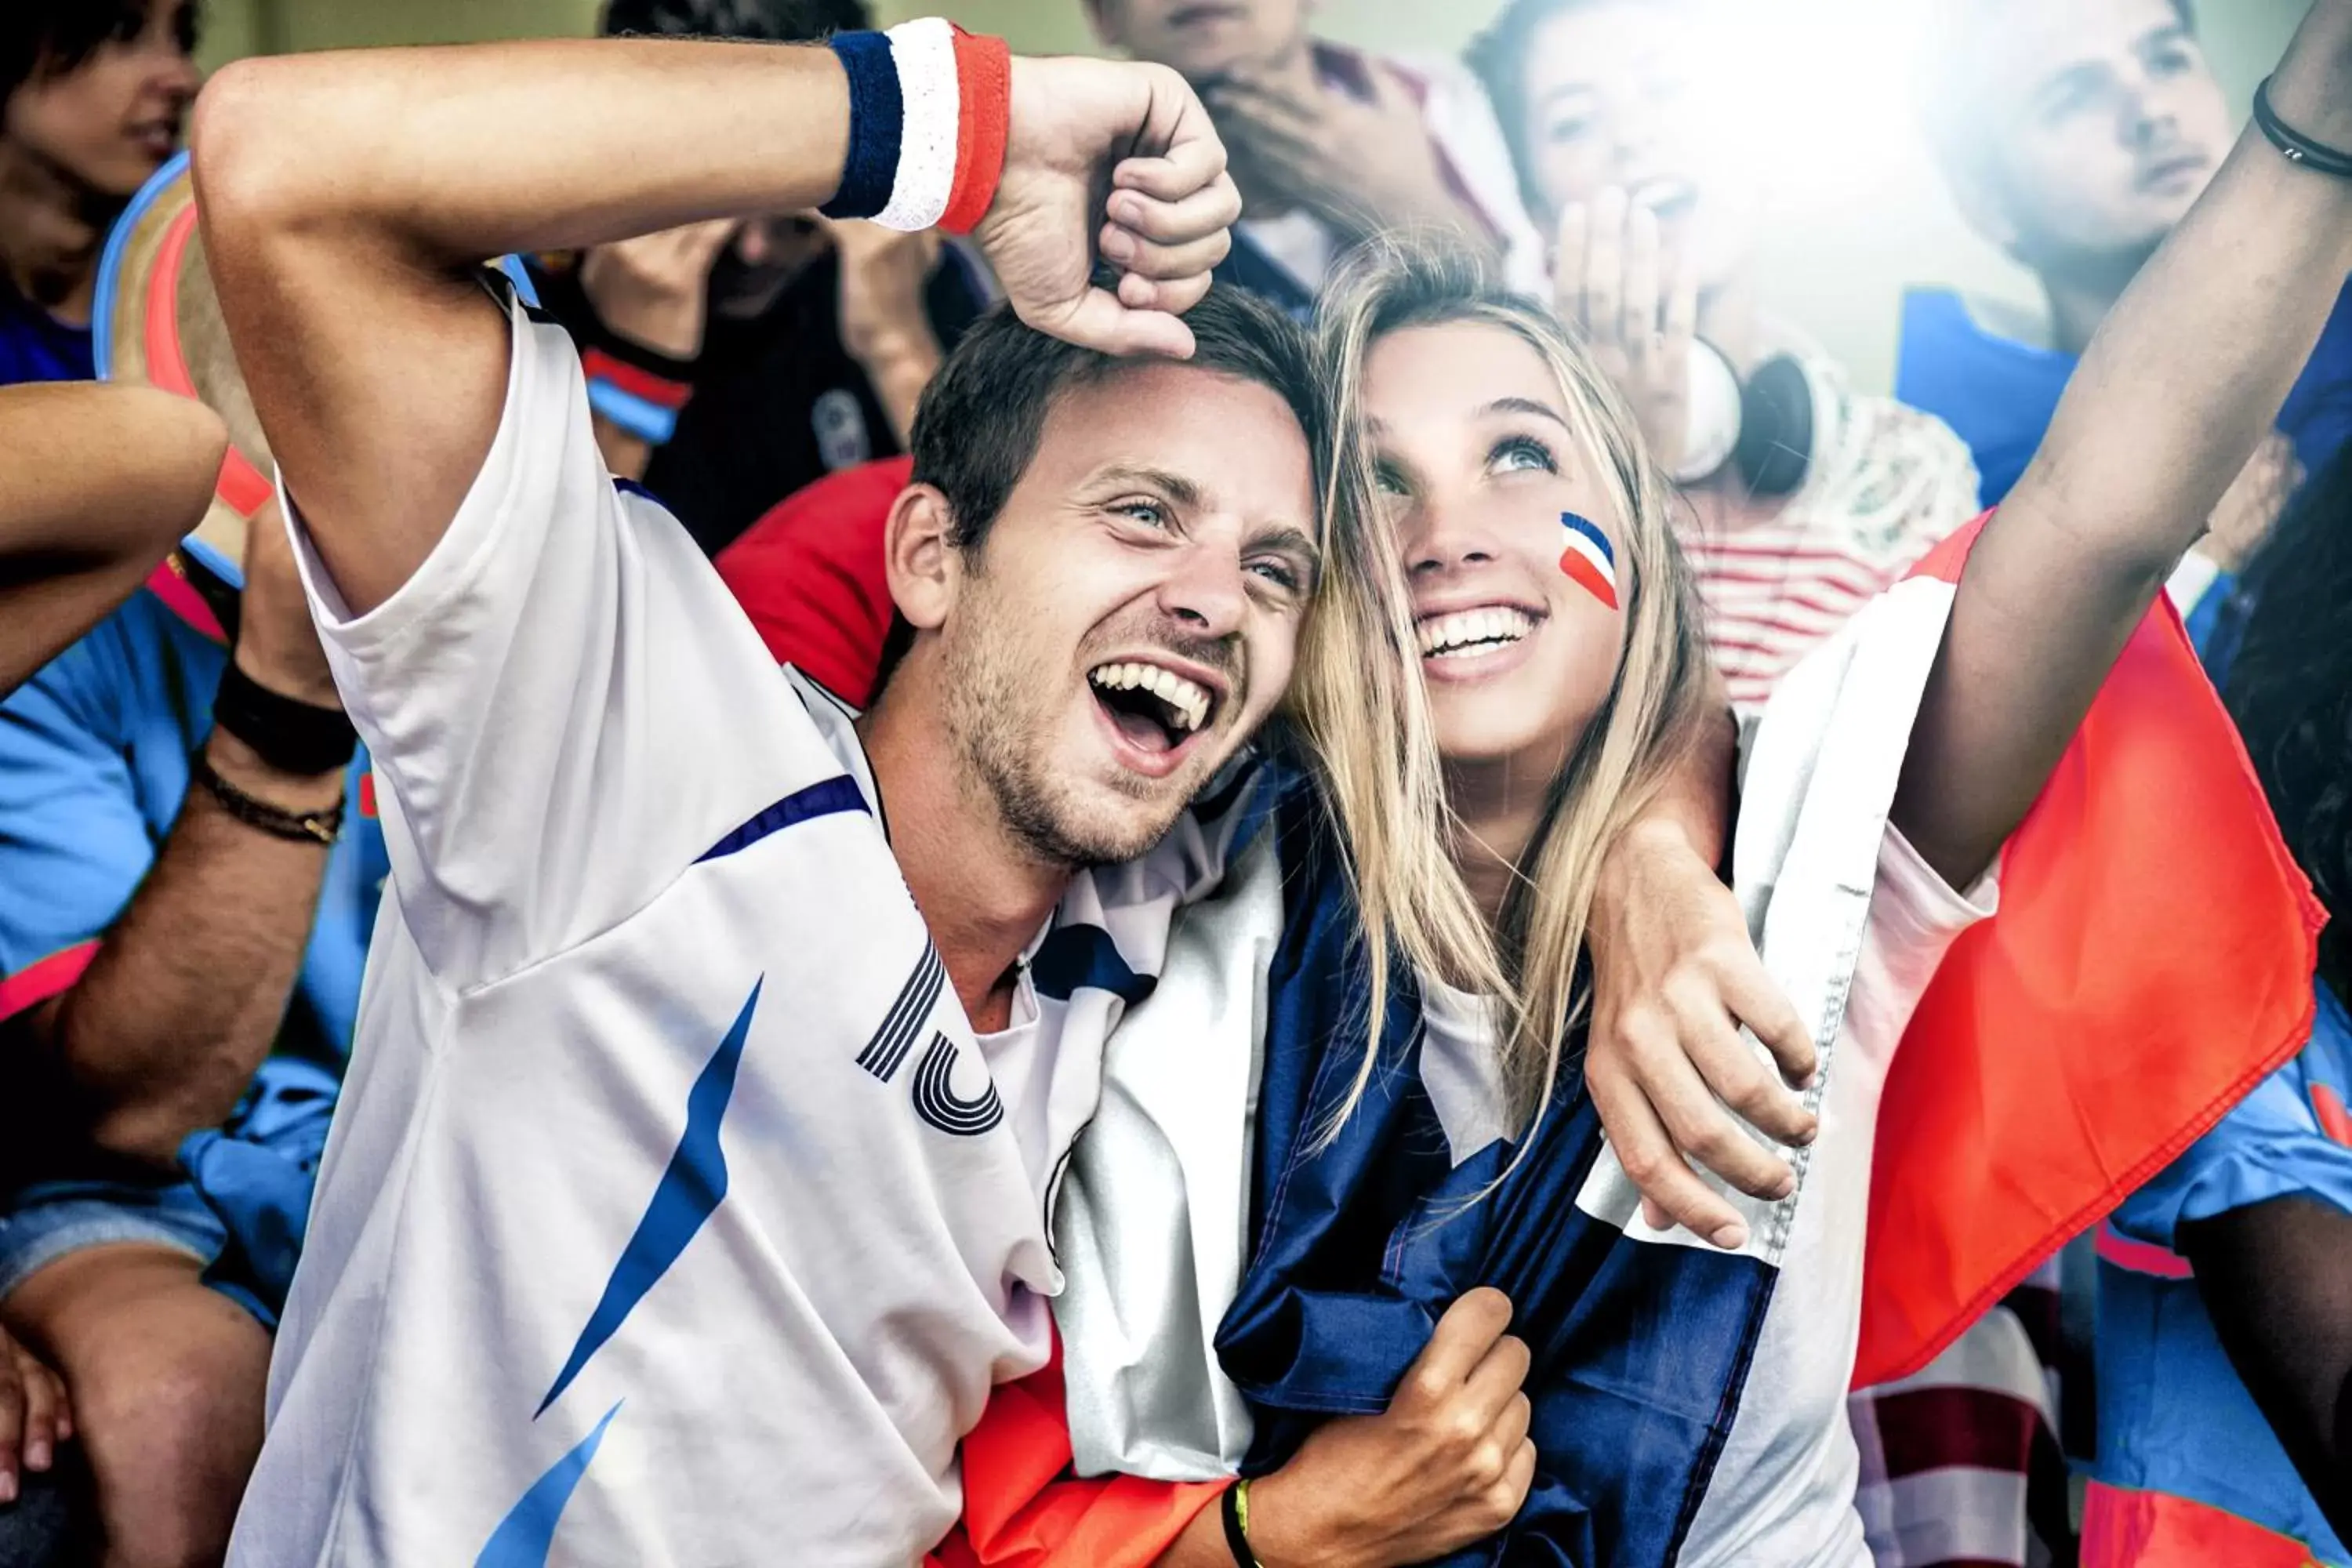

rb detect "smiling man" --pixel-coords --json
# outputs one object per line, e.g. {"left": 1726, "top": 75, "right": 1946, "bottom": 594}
{"left": 185, "top": 19, "right": 1338, "bottom": 1563}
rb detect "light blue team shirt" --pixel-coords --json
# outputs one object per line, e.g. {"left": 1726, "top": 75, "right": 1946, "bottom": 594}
{"left": 0, "top": 567, "right": 385, "bottom": 1080}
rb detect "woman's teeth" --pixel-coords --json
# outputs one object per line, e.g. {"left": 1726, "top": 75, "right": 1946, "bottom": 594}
{"left": 1416, "top": 608, "right": 1536, "bottom": 659}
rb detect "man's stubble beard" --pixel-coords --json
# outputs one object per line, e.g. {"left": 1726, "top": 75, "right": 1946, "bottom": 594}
{"left": 940, "top": 604, "right": 1189, "bottom": 873}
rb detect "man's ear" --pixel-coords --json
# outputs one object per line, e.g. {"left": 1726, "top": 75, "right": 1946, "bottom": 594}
{"left": 884, "top": 482, "right": 959, "bottom": 633}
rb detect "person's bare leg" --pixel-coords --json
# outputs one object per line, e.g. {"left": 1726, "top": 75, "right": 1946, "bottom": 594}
{"left": 4, "top": 1243, "right": 267, "bottom": 1568}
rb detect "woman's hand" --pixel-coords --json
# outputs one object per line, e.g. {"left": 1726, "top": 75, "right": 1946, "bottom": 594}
{"left": 1554, "top": 187, "right": 1697, "bottom": 473}
{"left": 1585, "top": 820, "right": 1817, "bottom": 1249}
{"left": 1239, "top": 1289, "right": 1537, "bottom": 1568}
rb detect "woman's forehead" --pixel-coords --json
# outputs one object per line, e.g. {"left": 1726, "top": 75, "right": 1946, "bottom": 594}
{"left": 1365, "top": 321, "right": 1563, "bottom": 425}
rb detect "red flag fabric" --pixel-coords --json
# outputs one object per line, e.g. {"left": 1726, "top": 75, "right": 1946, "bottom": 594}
{"left": 1854, "top": 514, "right": 2327, "bottom": 1387}
{"left": 922, "top": 1335, "right": 1223, "bottom": 1568}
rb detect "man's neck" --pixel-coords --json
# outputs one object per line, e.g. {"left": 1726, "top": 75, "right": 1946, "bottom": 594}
{"left": 2037, "top": 246, "right": 2155, "bottom": 358}
{"left": 855, "top": 691, "right": 1069, "bottom": 1036}
{"left": 1442, "top": 755, "right": 1555, "bottom": 930}
{"left": 0, "top": 141, "right": 114, "bottom": 325}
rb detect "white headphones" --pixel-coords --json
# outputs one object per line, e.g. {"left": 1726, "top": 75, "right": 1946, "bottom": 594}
{"left": 1671, "top": 339, "right": 1836, "bottom": 498}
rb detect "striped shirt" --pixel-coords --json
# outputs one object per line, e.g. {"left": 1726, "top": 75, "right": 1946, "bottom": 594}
{"left": 1679, "top": 359, "right": 1980, "bottom": 711}
{"left": 1849, "top": 1259, "right": 2071, "bottom": 1568}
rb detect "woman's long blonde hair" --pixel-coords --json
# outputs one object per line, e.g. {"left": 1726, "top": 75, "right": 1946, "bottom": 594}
{"left": 1290, "top": 237, "right": 1715, "bottom": 1136}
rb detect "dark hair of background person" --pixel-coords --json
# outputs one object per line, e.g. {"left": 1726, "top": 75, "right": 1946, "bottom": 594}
{"left": 600, "top": 0, "right": 870, "bottom": 42}
{"left": 2, "top": 0, "right": 199, "bottom": 106}
{"left": 2224, "top": 442, "right": 2352, "bottom": 1005}
{"left": 869, "top": 285, "right": 1326, "bottom": 695}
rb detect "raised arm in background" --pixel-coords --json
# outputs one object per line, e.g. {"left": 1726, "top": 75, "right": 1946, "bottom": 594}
{"left": 1893, "top": 0, "right": 2352, "bottom": 884}
{"left": 0, "top": 382, "right": 223, "bottom": 698}
{"left": 189, "top": 35, "right": 1236, "bottom": 619}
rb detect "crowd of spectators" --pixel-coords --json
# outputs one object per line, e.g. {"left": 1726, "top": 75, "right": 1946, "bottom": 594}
{"left": 0, "top": 0, "right": 2347, "bottom": 1564}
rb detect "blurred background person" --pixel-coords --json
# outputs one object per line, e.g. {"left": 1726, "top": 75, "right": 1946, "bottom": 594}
{"left": 0, "top": 376, "right": 226, "bottom": 1568}
{"left": 1467, "top": 0, "right": 1980, "bottom": 714}
{"left": 1905, "top": 0, "right": 2350, "bottom": 632}
{"left": 1083, "top": 0, "right": 1544, "bottom": 312}
{"left": 2088, "top": 444, "right": 2352, "bottom": 1568}
{"left": 1, "top": 0, "right": 201, "bottom": 386}
{"left": 526, "top": 0, "right": 989, "bottom": 555}
{"left": 0, "top": 162, "right": 376, "bottom": 1568}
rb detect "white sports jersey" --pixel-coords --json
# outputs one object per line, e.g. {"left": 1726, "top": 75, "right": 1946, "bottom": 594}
{"left": 228, "top": 294, "right": 1224, "bottom": 1566}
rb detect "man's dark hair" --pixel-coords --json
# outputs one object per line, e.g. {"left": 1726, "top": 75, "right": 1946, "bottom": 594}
{"left": 2, "top": 0, "right": 198, "bottom": 110}
{"left": 869, "top": 285, "right": 1324, "bottom": 695}
{"left": 600, "top": 0, "right": 869, "bottom": 43}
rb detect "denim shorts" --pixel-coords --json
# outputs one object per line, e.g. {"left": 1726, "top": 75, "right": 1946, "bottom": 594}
{"left": 0, "top": 1174, "right": 227, "bottom": 1302}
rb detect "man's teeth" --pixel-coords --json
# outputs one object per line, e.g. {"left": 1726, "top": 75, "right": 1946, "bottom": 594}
{"left": 1088, "top": 662, "right": 1213, "bottom": 733}
{"left": 1416, "top": 608, "right": 1536, "bottom": 658}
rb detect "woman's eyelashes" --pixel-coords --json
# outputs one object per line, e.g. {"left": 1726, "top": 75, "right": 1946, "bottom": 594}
{"left": 1369, "top": 434, "right": 1559, "bottom": 506}
{"left": 1490, "top": 434, "right": 1559, "bottom": 476}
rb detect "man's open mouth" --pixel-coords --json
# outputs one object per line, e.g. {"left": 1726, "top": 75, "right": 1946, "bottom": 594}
{"left": 1087, "top": 660, "right": 1218, "bottom": 755}
{"left": 1417, "top": 607, "right": 1537, "bottom": 660}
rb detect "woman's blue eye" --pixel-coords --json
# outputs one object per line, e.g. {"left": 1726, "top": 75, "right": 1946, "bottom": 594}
{"left": 1373, "top": 462, "right": 1411, "bottom": 496}
{"left": 1491, "top": 436, "right": 1558, "bottom": 475}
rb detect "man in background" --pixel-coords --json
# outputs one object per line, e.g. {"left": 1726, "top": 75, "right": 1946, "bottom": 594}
{"left": 1084, "top": 0, "right": 1545, "bottom": 310}
{"left": 529, "top": 0, "right": 990, "bottom": 555}
{"left": 0, "top": 0, "right": 200, "bottom": 385}
{"left": 1905, "top": 0, "right": 2348, "bottom": 627}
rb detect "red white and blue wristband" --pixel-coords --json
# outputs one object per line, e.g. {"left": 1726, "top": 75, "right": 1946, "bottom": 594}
{"left": 583, "top": 345, "right": 693, "bottom": 447}
{"left": 822, "top": 20, "right": 1011, "bottom": 235}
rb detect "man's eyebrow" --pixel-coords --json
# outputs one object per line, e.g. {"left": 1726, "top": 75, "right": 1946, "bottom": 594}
{"left": 1479, "top": 396, "right": 1572, "bottom": 430}
{"left": 1089, "top": 464, "right": 1204, "bottom": 511}
{"left": 1248, "top": 523, "right": 1324, "bottom": 577}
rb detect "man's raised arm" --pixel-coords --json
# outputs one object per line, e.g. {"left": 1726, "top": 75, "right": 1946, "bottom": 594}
{"left": 190, "top": 32, "right": 1237, "bottom": 617}
{"left": 1892, "top": 0, "right": 2352, "bottom": 886}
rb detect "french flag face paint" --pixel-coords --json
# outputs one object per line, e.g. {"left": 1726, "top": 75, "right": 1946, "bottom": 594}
{"left": 1558, "top": 512, "right": 1620, "bottom": 612}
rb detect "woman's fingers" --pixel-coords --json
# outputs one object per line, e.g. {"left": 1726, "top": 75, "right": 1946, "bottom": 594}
{"left": 1668, "top": 978, "right": 1814, "bottom": 1155}
{"left": 1552, "top": 200, "right": 1591, "bottom": 331}
{"left": 1637, "top": 1028, "right": 1797, "bottom": 1204}
{"left": 1622, "top": 203, "right": 1664, "bottom": 383}
{"left": 1581, "top": 186, "right": 1631, "bottom": 350}
{"left": 1588, "top": 1052, "right": 1748, "bottom": 1248}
